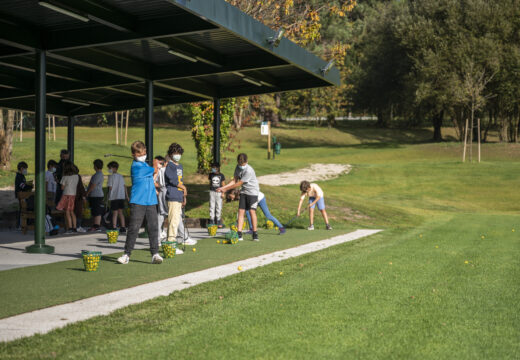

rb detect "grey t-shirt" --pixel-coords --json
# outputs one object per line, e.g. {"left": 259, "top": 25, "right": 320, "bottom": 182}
{"left": 234, "top": 164, "right": 259, "bottom": 196}
{"left": 89, "top": 171, "right": 105, "bottom": 198}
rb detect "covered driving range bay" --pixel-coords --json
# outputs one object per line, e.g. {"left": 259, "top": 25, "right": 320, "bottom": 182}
{"left": 0, "top": 0, "right": 340, "bottom": 253}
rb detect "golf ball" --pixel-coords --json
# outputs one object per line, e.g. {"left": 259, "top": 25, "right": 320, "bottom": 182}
{"left": 192, "top": 248, "right": 196, "bottom": 252}
{"left": 238, "top": 266, "right": 243, "bottom": 271}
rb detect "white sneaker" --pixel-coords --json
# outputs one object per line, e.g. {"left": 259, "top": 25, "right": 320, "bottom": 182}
{"left": 238, "top": 236, "right": 244, "bottom": 241}
{"left": 152, "top": 253, "right": 163, "bottom": 264}
{"left": 117, "top": 254, "right": 130, "bottom": 264}
{"left": 183, "top": 238, "right": 197, "bottom": 246}
{"left": 160, "top": 230, "right": 167, "bottom": 240}
{"left": 76, "top": 227, "right": 87, "bottom": 233}
{"left": 307, "top": 225, "right": 315, "bottom": 231}
{"left": 175, "top": 248, "right": 184, "bottom": 255}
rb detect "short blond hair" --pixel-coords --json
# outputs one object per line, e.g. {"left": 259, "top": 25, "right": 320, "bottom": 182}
{"left": 131, "top": 141, "right": 146, "bottom": 154}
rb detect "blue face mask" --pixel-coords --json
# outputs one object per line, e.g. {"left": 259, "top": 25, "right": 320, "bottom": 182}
{"left": 211, "top": 168, "right": 217, "bottom": 173}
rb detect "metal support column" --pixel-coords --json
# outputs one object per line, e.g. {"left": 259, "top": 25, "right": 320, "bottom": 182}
{"left": 213, "top": 98, "right": 221, "bottom": 164}
{"left": 145, "top": 80, "right": 154, "bottom": 165}
{"left": 26, "top": 50, "right": 54, "bottom": 254}
{"left": 67, "top": 116, "right": 75, "bottom": 163}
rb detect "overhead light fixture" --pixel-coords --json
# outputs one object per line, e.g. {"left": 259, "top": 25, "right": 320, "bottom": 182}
{"left": 243, "top": 78, "right": 262, "bottom": 87}
{"left": 39, "top": 1, "right": 90, "bottom": 22}
{"left": 61, "top": 98, "right": 90, "bottom": 106}
{"left": 321, "top": 60, "right": 335, "bottom": 76}
{"left": 167, "top": 49, "right": 198, "bottom": 63}
{"left": 233, "top": 72, "right": 245, "bottom": 78}
{"left": 268, "top": 28, "right": 285, "bottom": 47}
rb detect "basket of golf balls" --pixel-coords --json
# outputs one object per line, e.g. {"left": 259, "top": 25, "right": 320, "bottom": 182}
{"left": 82, "top": 207, "right": 91, "bottom": 220}
{"left": 161, "top": 241, "right": 176, "bottom": 258}
{"left": 82, "top": 250, "right": 101, "bottom": 272}
{"left": 106, "top": 229, "right": 119, "bottom": 244}
{"left": 207, "top": 224, "right": 218, "bottom": 236}
{"left": 266, "top": 220, "right": 274, "bottom": 230}
{"left": 224, "top": 230, "right": 239, "bottom": 244}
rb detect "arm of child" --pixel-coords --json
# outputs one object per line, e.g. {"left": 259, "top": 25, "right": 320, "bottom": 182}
{"left": 308, "top": 196, "right": 320, "bottom": 209}
{"left": 221, "top": 180, "right": 226, "bottom": 198}
{"left": 297, "top": 194, "right": 306, "bottom": 216}
{"left": 217, "top": 178, "right": 242, "bottom": 193}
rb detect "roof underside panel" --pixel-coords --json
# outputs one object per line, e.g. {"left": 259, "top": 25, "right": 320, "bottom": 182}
{"left": 0, "top": 0, "right": 340, "bottom": 116}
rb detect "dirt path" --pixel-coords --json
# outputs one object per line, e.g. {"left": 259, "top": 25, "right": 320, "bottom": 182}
{"left": 257, "top": 163, "right": 352, "bottom": 186}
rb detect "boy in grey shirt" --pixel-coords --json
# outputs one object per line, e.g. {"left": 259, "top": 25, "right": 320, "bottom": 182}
{"left": 217, "top": 153, "right": 260, "bottom": 241}
{"left": 86, "top": 159, "right": 105, "bottom": 232}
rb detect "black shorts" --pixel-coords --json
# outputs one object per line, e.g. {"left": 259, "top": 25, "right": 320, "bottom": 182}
{"left": 89, "top": 197, "right": 105, "bottom": 217}
{"left": 110, "top": 199, "right": 125, "bottom": 211}
{"left": 239, "top": 194, "right": 258, "bottom": 211}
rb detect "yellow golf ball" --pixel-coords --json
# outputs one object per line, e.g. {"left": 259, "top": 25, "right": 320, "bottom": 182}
{"left": 464, "top": 260, "right": 469, "bottom": 264}
{"left": 216, "top": 240, "right": 220, "bottom": 244}
{"left": 481, "top": 235, "right": 485, "bottom": 239}
{"left": 192, "top": 248, "right": 196, "bottom": 252}
{"left": 435, "top": 245, "right": 439, "bottom": 248}
{"left": 279, "top": 272, "right": 283, "bottom": 276}
{"left": 238, "top": 266, "right": 243, "bottom": 271}
{"left": 512, "top": 229, "right": 515, "bottom": 232}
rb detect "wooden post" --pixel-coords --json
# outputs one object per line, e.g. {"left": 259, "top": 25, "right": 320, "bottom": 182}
{"left": 48, "top": 115, "right": 51, "bottom": 140}
{"left": 125, "top": 110, "right": 129, "bottom": 145}
{"left": 267, "top": 120, "right": 271, "bottom": 160}
{"left": 462, "top": 118, "right": 469, "bottom": 162}
{"left": 115, "top": 112, "right": 119, "bottom": 145}
{"left": 120, "top": 112, "right": 123, "bottom": 144}
{"left": 19, "top": 112, "right": 23, "bottom": 142}
{"left": 477, "top": 117, "right": 481, "bottom": 163}
{"left": 52, "top": 116, "right": 56, "bottom": 141}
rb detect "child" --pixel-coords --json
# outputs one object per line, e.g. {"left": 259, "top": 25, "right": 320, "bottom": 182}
{"left": 72, "top": 165, "right": 87, "bottom": 233}
{"left": 153, "top": 156, "right": 168, "bottom": 240}
{"left": 217, "top": 153, "right": 260, "bottom": 241}
{"left": 45, "top": 160, "right": 58, "bottom": 208}
{"left": 56, "top": 161, "right": 79, "bottom": 234}
{"left": 107, "top": 161, "right": 129, "bottom": 233}
{"left": 15, "top": 161, "right": 33, "bottom": 229}
{"left": 164, "top": 143, "right": 196, "bottom": 246}
{"left": 117, "top": 141, "right": 163, "bottom": 264}
{"left": 86, "top": 159, "right": 105, "bottom": 232}
{"left": 297, "top": 181, "right": 332, "bottom": 230}
{"left": 245, "top": 190, "right": 286, "bottom": 235}
{"left": 209, "top": 162, "right": 225, "bottom": 228}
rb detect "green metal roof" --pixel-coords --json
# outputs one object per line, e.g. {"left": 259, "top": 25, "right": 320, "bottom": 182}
{"left": 0, "top": 0, "right": 340, "bottom": 116}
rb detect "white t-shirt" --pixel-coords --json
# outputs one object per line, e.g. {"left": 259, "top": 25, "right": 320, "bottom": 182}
{"left": 45, "top": 170, "right": 57, "bottom": 193}
{"left": 107, "top": 173, "right": 126, "bottom": 200}
{"left": 300, "top": 183, "right": 324, "bottom": 200}
{"left": 61, "top": 175, "right": 79, "bottom": 196}
{"left": 258, "top": 191, "right": 265, "bottom": 202}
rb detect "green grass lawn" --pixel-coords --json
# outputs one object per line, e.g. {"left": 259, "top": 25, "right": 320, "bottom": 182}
{"left": 1, "top": 124, "right": 519, "bottom": 358}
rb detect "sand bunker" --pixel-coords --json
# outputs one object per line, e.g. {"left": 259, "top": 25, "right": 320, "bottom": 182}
{"left": 257, "top": 163, "right": 352, "bottom": 186}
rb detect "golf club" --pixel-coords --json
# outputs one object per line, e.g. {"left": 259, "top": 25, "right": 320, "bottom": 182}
{"left": 180, "top": 207, "right": 189, "bottom": 252}
{"left": 284, "top": 206, "right": 309, "bottom": 227}
{"left": 104, "top": 153, "right": 133, "bottom": 159}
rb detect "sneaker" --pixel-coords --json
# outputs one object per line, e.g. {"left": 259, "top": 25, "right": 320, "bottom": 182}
{"left": 217, "top": 219, "right": 224, "bottom": 229}
{"left": 64, "top": 229, "right": 74, "bottom": 234}
{"left": 152, "top": 253, "right": 163, "bottom": 264}
{"left": 76, "top": 227, "right": 87, "bottom": 233}
{"left": 307, "top": 225, "right": 315, "bottom": 231}
{"left": 245, "top": 230, "right": 253, "bottom": 235}
{"left": 326, "top": 224, "right": 333, "bottom": 230}
{"left": 88, "top": 226, "right": 100, "bottom": 232}
{"left": 117, "top": 254, "right": 130, "bottom": 264}
{"left": 183, "top": 238, "right": 197, "bottom": 246}
{"left": 175, "top": 248, "right": 184, "bottom": 255}
{"left": 119, "top": 227, "right": 126, "bottom": 234}
{"left": 252, "top": 232, "right": 259, "bottom": 242}
{"left": 160, "top": 230, "right": 167, "bottom": 240}
{"left": 279, "top": 227, "right": 286, "bottom": 235}
{"left": 237, "top": 232, "right": 243, "bottom": 241}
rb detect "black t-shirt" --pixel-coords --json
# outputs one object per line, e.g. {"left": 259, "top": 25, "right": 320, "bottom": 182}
{"left": 209, "top": 173, "right": 225, "bottom": 191}
{"left": 15, "top": 172, "right": 32, "bottom": 198}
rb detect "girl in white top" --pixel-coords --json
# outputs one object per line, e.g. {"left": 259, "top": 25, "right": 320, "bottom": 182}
{"left": 297, "top": 181, "right": 332, "bottom": 231}
{"left": 56, "top": 161, "right": 79, "bottom": 233}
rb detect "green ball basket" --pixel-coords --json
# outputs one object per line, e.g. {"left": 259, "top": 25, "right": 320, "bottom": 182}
{"left": 161, "top": 241, "right": 176, "bottom": 259}
{"left": 82, "top": 250, "right": 102, "bottom": 272}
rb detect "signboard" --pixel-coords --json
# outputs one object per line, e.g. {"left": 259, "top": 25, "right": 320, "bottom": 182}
{"left": 261, "top": 121, "right": 269, "bottom": 136}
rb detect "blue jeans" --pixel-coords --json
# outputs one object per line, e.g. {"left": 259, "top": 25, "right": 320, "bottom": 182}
{"left": 246, "top": 197, "right": 283, "bottom": 230}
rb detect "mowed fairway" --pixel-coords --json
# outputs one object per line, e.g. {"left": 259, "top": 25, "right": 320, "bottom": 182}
{"left": 1, "top": 125, "right": 519, "bottom": 359}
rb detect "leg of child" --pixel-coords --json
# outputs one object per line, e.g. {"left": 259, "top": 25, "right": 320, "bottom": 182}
{"left": 167, "top": 201, "right": 182, "bottom": 242}
{"left": 112, "top": 208, "right": 118, "bottom": 229}
{"left": 157, "top": 213, "right": 164, "bottom": 241}
{"left": 177, "top": 211, "right": 185, "bottom": 240}
{"left": 124, "top": 204, "right": 146, "bottom": 256}
{"left": 309, "top": 207, "right": 315, "bottom": 226}
{"left": 65, "top": 210, "right": 71, "bottom": 230}
{"left": 118, "top": 209, "right": 125, "bottom": 228}
{"left": 237, "top": 209, "right": 246, "bottom": 231}
{"left": 250, "top": 209, "right": 258, "bottom": 232}
{"left": 209, "top": 192, "right": 216, "bottom": 223}
{"left": 216, "top": 194, "right": 222, "bottom": 223}
{"left": 246, "top": 210, "right": 252, "bottom": 231}
{"left": 71, "top": 211, "right": 77, "bottom": 229}
{"left": 144, "top": 205, "right": 159, "bottom": 256}
{"left": 317, "top": 198, "right": 329, "bottom": 225}
{"left": 258, "top": 198, "right": 283, "bottom": 229}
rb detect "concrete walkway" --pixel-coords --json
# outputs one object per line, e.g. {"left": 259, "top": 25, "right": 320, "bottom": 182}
{"left": 0, "top": 229, "right": 381, "bottom": 342}
{"left": 0, "top": 228, "right": 225, "bottom": 271}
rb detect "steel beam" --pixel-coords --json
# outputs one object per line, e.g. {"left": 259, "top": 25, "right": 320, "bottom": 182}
{"left": 145, "top": 80, "right": 154, "bottom": 165}
{"left": 213, "top": 98, "right": 221, "bottom": 164}
{"left": 67, "top": 116, "right": 75, "bottom": 163}
{"left": 26, "top": 50, "right": 54, "bottom": 254}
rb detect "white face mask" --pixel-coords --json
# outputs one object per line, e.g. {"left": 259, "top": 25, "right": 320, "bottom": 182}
{"left": 239, "top": 165, "right": 247, "bottom": 170}
{"left": 22, "top": 169, "right": 28, "bottom": 175}
{"left": 172, "top": 154, "right": 182, "bottom": 162}
{"left": 108, "top": 169, "right": 113, "bottom": 174}
{"left": 50, "top": 167, "right": 56, "bottom": 173}
{"left": 136, "top": 155, "right": 147, "bottom": 162}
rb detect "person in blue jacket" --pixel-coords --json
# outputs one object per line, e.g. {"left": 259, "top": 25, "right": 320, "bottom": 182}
{"left": 117, "top": 141, "right": 163, "bottom": 265}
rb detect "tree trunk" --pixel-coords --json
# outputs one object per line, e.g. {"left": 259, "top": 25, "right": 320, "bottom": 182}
{"left": 432, "top": 110, "right": 444, "bottom": 142}
{"left": 271, "top": 93, "right": 281, "bottom": 127}
{"left": 376, "top": 109, "right": 388, "bottom": 128}
{"left": 0, "top": 110, "right": 15, "bottom": 169}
